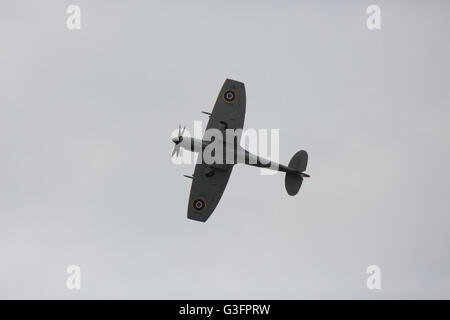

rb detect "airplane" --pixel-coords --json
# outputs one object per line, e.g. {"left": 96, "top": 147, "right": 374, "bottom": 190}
{"left": 171, "top": 79, "right": 309, "bottom": 222}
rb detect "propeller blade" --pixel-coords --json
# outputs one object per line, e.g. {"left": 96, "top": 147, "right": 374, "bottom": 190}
{"left": 171, "top": 145, "right": 177, "bottom": 157}
{"left": 171, "top": 125, "right": 184, "bottom": 157}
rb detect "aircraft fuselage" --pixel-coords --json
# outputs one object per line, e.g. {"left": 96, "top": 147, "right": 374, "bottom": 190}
{"left": 179, "top": 136, "right": 300, "bottom": 174}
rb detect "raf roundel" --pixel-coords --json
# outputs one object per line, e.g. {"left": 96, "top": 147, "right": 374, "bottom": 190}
{"left": 223, "top": 89, "right": 236, "bottom": 103}
{"left": 192, "top": 198, "right": 206, "bottom": 212}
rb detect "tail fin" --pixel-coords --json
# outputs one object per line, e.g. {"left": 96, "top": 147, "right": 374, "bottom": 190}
{"left": 285, "top": 150, "right": 308, "bottom": 196}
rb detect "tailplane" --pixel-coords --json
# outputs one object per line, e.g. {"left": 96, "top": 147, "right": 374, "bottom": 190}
{"left": 285, "top": 150, "right": 308, "bottom": 196}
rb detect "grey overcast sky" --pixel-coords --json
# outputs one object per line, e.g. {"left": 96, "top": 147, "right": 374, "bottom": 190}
{"left": 1, "top": 0, "right": 450, "bottom": 299}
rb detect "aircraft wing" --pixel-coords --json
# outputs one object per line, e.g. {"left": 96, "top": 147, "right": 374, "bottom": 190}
{"left": 187, "top": 161, "right": 233, "bottom": 222}
{"left": 206, "top": 79, "right": 246, "bottom": 133}
{"left": 187, "top": 79, "right": 246, "bottom": 222}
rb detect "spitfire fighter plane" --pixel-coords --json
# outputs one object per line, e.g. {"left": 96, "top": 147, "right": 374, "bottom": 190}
{"left": 171, "top": 79, "right": 309, "bottom": 222}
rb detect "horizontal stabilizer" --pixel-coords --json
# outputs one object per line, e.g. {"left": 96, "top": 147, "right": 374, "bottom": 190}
{"left": 285, "top": 150, "right": 308, "bottom": 196}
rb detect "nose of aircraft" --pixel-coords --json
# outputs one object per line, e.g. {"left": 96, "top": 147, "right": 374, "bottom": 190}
{"left": 172, "top": 136, "right": 183, "bottom": 144}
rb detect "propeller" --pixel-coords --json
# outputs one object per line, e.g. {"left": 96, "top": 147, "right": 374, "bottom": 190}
{"left": 171, "top": 124, "right": 186, "bottom": 157}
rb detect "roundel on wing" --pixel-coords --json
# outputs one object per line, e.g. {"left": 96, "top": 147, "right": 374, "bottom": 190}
{"left": 223, "top": 89, "right": 236, "bottom": 103}
{"left": 192, "top": 198, "right": 206, "bottom": 212}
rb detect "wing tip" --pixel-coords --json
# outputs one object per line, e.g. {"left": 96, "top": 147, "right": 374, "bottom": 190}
{"left": 187, "top": 211, "right": 209, "bottom": 223}
{"left": 224, "top": 78, "right": 245, "bottom": 87}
